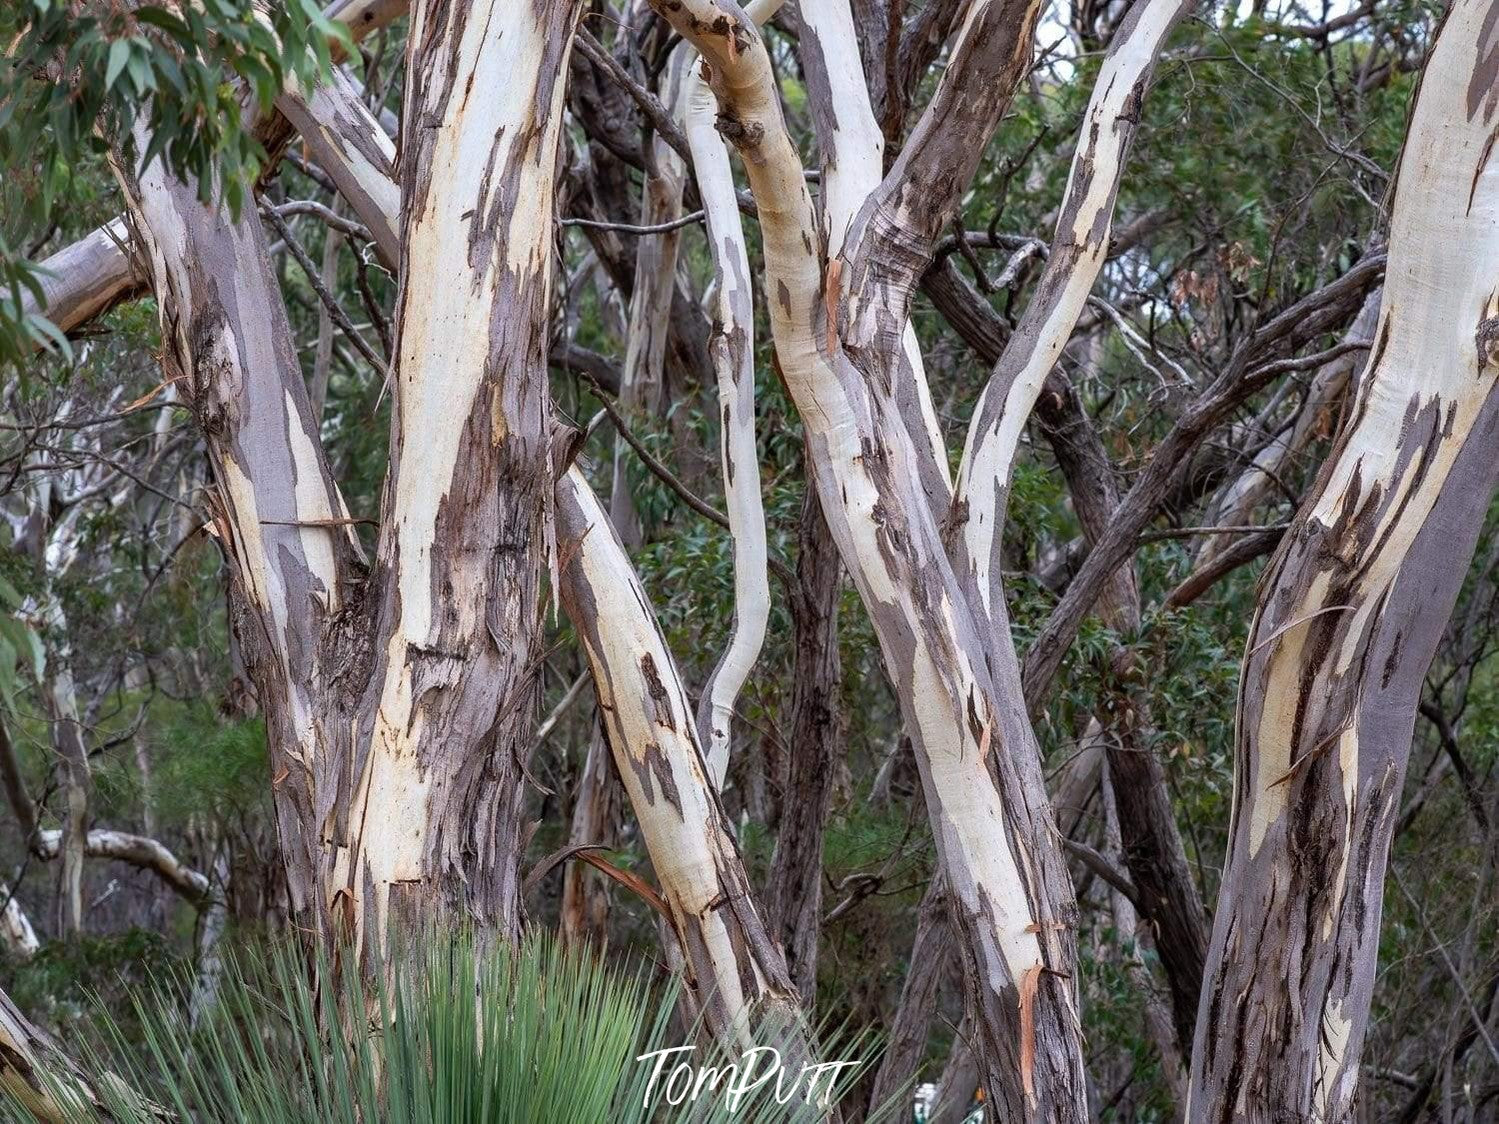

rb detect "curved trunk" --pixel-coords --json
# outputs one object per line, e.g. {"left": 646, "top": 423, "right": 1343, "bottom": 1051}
{"left": 683, "top": 58, "right": 772, "bottom": 788}
{"left": 646, "top": 4, "right": 1088, "bottom": 1116}
{"left": 554, "top": 466, "right": 802, "bottom": 1043}
{"left": 1189, "top": 2, "right": 1499, "bottom": 1115}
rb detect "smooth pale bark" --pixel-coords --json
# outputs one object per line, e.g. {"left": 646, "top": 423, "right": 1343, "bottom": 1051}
{"left": 274, "top": 66, "right": 400, "bottom": 270}
{"left": 564, "top": 46, "right": 691, "bottom": 933}
{"left": 952, "top": 0, "right": 1192, "bottom": 641}
{"left": 33, "top": 828, "right": 212, "bottom": 906}
{"left": 19, "top": 0, "right": 403, "bottom": 341}
{"left": 554, "top": 466, "right": 801, "bottom": 1044}
{"left": 1189, "top": 2, "right": 1499, "bottom": 1115}
{"left": 202, "top": 17, "right": 781, "bottom": 990}
{"left": 113, "top": 138, "right": 364, "bottom": 939}
{"left": 0, "top": 885, "right": 39, "bottom": 958}
{"left": 18, "top": 219, "right": 140, "bottom": 332}
{"left": 683, "top": 61, "right": 771, "bottom": 787}
{"left": 44, "top": 607, "right": 88, "bottom": 939}
{"left": 798, "top": 0, "right": 949, "bottom": 497}
{"left": 17, "top": 455, "right": 96, "bottom": 939}
{"left": 644, "top": 3, "right": 1087, "bottom": 1117}
{"left": 189, "top": 850, "right": 231, "bottom": 1026}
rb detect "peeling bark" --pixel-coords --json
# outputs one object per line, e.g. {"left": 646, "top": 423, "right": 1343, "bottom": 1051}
{"left": 112, "top": 0, "right": 582, "bottom": 951}
{"left": 554, "top": 466, "right": 802, "bottom": 1044}
{"left": 1189, "top": 2, "right": 1499, "bottom": 1115}
{"left": 644, "top": 2, "right": 1086, "bottom": 1116}
{"left": 952, "top": 0, "right": 1192, "bottom": 645}
{"left": 0, "top": 986, "right": 100, "bottom": 1124}
{"left": 0, "top": 885, "right": 39, "bottom": 959}
{"left": 18, "top": 219, "right": 141, "bottom": 333}
{"left": 19, "top": 0, "right": 403, "bottom": 343}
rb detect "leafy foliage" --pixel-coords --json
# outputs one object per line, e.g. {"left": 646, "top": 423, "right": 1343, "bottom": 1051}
{"left": 0, "top": 0, "right": 349, "bottom": 367}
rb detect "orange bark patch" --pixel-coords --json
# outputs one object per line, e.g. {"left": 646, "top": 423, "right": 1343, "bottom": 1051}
{"left": 824, "top": 257, "right": 843, "bottom": 355}
{"left": 1019, "top": 960, "right": 1043, "bottom": 1105}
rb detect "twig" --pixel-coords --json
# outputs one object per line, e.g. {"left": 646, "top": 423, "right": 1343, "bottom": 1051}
{"left": 1063, "top": 838, "right": 1142, "bottom": 909}
{"left": 1138, "top": 523, "right": 1290, "bottom": 544}
{"left": 575, "top": 28, "right": 693, "bottom": 167}
{"left": 536, "top": 672, "right": 592, "bottom": 751}
{"left": 271, "top": 201, "right": 373, "bottom": 243}
{"left": 260, "top": 204, "right": 389, "bottom": 378}
{"left": 561, "top": 210, "right": 706, "bottom": 236}
{"left": 583, "top": 376, "right": 796, "bottom": 588}
{"left": 1392, "top": 867, "right": 1499, "bottom": 1072}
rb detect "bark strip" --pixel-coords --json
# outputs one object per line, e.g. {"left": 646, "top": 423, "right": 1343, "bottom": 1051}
{"left": 1189, "top": 2, "right": 1499, "bottom": 1114}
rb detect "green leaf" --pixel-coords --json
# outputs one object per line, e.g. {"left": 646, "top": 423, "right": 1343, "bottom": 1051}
{"left": 104, "top": 37, "right": 129, "bottom": 90}
{"left": 25, "top": 312, "right": 73, "bottom": 361}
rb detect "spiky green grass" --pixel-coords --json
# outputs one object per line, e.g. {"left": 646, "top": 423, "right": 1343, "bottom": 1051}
{"left": 7, "top": 931, "right": 902, "bottom": 1123}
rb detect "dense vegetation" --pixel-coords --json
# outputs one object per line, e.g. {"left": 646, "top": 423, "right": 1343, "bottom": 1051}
{"left": 2, "top": 0, "right": 1495, "bottom": 1120}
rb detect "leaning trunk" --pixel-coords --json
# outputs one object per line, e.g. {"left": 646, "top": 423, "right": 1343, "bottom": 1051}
{"left": 113, "top": 0, "right": 581, "bottom": 951}
{"left": 1189, "top": 2, "right": 1499, "bottom": 1114}
{"left": 554, "top": 466, "right": 803, "bottom": 1044}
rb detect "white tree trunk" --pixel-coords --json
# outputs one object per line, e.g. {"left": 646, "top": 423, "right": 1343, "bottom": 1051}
{"left": 681, "top": 60, "right": 771, "bottom": 787}
{"left": 554, "top": 466, "right": 801, "bottom": 1043}
{"left": 644, "top": 3, "right": 1088, "bottom": 1117}
{"left": 1189, "top": 1, "right": 1499, "bottom": 1114}
{"left": 0, "top": 885, "right": 39, "bottom": 959}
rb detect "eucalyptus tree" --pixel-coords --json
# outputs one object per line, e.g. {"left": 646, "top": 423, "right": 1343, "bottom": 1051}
{"left": 2, "top": 0, "right": 1497, "bottom": 1120}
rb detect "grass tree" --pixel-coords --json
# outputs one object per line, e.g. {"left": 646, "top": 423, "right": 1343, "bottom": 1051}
{"left": 3, "top": 0, "right": 1498, "bottom": 1120}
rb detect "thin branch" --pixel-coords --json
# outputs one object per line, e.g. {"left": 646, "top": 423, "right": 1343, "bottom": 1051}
{"left": 574, "top": 28, "right": 694, "bottom": 167}
{"left": 584, "top": 376, "right": 796, "bottom": 589}
{"left": 260, "top": 204, "right": 389, "bottom": 378}
{"left": 560, "top": 210, "right": 706, "bottom": 235}
{"left": 271, "top": 201, "right": 373, "bottom": 243}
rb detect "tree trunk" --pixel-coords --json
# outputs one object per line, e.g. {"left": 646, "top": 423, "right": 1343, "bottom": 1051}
{"left": 559, "top": 712, "right": 620, "bottom": 947}
{"left": 0, "top": 885, "right": 39, "bottom": 959}
{"left": 867, "top": 875, "right": 950, "bottom": 1112}
{"left": 765, "top": 482, "right": 843, "bottom": 1001}
{"left": 1189, "top": 2, "right": 1499, "bottom": 1114}
{"left": 112, "top": 0, "right": 581, "bottom": 950}
{"left": 648, "top": 4, "right": 1089, "bottom": 1115}
{"left": 1037, "top": 369, "right": 1208, "bottom": 1063}
{"left": 554, "top": 466, "right": 803, "bottom": 1043}
{"left": 684, "top": 53, "right": 772, "bottom": 787}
